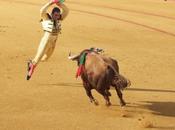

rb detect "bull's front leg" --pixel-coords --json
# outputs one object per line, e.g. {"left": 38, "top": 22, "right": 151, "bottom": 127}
{"left": 97, "top": 89, "right": 111, "bottom": 107}
{"left": 85, "top": 89, "right": 99, "bottom": 105}
{"left": 83, "top": 82, "right": 99, "bottom": 105}
{"left": 103, "top": 93, "right": 111, "bottom": 107}
{"left": 96, "top": 76, "right": 111, "bottom": 107}
{"left": 115, "top": 87, "right": 126, "bottom": 106}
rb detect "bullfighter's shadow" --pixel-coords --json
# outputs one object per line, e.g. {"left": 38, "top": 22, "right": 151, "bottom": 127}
{"left": 140, "top": 101, "right": 175, "bottom": 117}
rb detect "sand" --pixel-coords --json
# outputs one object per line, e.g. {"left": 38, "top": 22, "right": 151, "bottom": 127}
{"left": 0, "top": 0, "right": 175, "bottom": 130}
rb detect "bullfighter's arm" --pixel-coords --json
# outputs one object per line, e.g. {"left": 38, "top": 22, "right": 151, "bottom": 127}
{"left": 56, "top": 3, "right": 69, "bottom": 21}
{"left": 40, "top": 1, "right": 54, "bottom": 20}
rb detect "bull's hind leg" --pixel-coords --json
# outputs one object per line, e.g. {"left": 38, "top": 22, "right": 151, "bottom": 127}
{"left": 115, "top": 87, "right": 126, "bottom": 106}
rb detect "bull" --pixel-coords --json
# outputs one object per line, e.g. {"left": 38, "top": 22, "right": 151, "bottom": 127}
{"left": 68, "top": 48, "right": 131, "bottom": 107}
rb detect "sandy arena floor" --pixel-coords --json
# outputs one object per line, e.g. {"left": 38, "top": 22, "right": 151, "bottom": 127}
{"left": 0, "top": 0, "right": 175, "bottom": 129}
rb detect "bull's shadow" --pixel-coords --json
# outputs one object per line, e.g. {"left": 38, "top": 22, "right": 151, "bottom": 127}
{"left": 38, "top": 82, "right": 83, "bottom": 88}
{"left": 39, "top": 82, "right": 175, "bottom": 93}
{"left": 127, "top": 88, "right": 175, "bottom": 117}
{"left": 126, "top": 87, "right": 175, "bottom": 117}
{"left": 127, "top": 88, "right": 175, "bottom": 93}
{"left": 140, "top": 101, "right": 175, "bottom": 117}
{"left": 39, "top": 82, "right": 175, "bottom": 116}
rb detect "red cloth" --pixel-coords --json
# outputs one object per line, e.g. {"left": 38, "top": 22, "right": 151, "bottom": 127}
{"left": 76, "top": 65, "right": 84, "bottom": 78}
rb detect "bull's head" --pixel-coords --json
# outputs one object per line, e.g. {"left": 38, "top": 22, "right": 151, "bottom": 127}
{"left": 68, "top": 52, "right": 81, "bottom": 66}
{"left": 68, "top": 47, "right": 104, "bottom": 66}
{"left": 68, "top": 47, "right": 104, "bottom": 60}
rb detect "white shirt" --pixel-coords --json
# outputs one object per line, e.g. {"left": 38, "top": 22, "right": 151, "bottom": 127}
{"left": 41, "top": 20, "right": 61, "bottom": 34}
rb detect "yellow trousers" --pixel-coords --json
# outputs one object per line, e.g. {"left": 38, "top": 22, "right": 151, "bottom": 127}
{"left": 32, "top": 31, "right": 58, "bottom": 65}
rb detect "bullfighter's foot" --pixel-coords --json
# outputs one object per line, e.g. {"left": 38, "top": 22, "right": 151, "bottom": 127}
{"left": 26, "top": 60, "right": 36, "bottom": 80}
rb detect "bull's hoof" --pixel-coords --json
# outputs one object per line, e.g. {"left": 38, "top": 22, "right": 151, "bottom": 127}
{"left": 106, "top": 101, "right": 112, "bottom": 107}
{"left": 93, "top": 99, "right": 99, "bottom": 106}
{"left": 106, "top": 91, "right": 111, "bottom": 96}
{"left": 90, "top": 99, "right": 99, "bottom": 106}
{"left": 120, "top": 100, "right": 126, "bottom": 107}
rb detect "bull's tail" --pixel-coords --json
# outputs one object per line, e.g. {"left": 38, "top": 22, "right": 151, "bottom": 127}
{"left": 106, "top": 63, "right": 131, "bottom": 90}
{"left": 112, "top": 74, "right": 131, "bottom": 90}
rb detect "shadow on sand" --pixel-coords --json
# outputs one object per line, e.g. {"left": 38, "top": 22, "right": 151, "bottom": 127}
{"left": 39, "top": 82, "right": 175, "bottom": 118}
{"left": 140, "top": 101, "right": 175, "bottom": 117}
{"left": 153, "top": 126, "right": 175, "bottom": 130}
{"left": 40, "top": 82, "right": 175, "bottom": 93}
{"left": 38, "top": 82, "right": 83, "bottom": 88}
{"left": 126, "top": 88, "right": 175, "bottom": 93}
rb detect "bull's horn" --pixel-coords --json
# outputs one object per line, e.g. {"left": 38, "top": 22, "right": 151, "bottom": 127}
{"left": 68, "top": 52, "right": 79, "bottom": 60}
{"left": 68, "top": 52, "right": 71, "bottom": 57}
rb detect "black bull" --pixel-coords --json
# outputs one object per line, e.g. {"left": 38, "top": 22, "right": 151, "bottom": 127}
{"left": 69, "top": 49, "right": 131, "bottom": 106}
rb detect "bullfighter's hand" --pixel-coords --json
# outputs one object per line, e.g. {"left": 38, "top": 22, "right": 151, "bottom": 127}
{"left": 51, "top": 0, "right": 65, "bottom": 4}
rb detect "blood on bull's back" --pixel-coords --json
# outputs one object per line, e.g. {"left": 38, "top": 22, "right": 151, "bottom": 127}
{"left": 85, "top": 52, "right": 109, "bottom": 78}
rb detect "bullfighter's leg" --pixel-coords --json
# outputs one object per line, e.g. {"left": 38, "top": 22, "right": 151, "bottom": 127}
{"left": 27, "top": 32, "right": 50, "bottom": 80}
{"left": 115, "top": 87, "right": 126, "bottom": 106}
{"left": 32, "top": 32, "right": 51, "bottom": 65}
{"left": 41, "top": 37, "right": 57, "bottom": 61}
